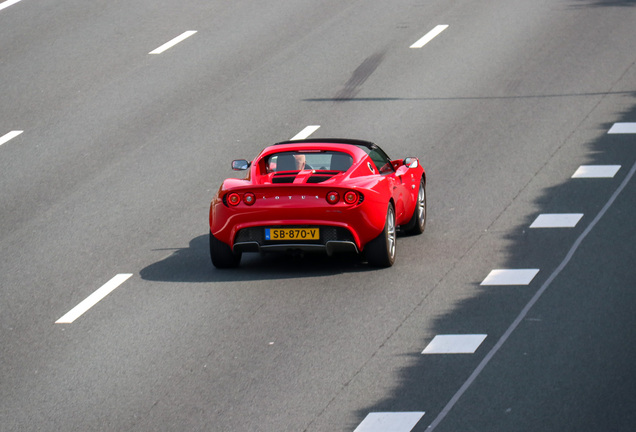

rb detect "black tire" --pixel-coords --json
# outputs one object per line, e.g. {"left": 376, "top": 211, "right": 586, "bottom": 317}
{"left": 404, "top": 178, "right": 426, "bottom": 235}
{"left": 209, "top": 231, "right": 241, "bottom": 268}
{"left": 365, "top": 204, "right": 397, "bottom": 267}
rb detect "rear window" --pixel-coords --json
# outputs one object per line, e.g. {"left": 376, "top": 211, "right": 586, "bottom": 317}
{"left": 265, "top": 151, "right": 353, "bottom": 173}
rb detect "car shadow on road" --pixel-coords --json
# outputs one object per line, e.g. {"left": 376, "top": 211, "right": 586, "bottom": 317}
{"left": 139, "top": 233, "right": 372, "bottom": 283}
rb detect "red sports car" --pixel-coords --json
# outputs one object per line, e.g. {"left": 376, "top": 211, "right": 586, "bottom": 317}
{"left": 209, "top": 138, "right": 426, "bottom": 268}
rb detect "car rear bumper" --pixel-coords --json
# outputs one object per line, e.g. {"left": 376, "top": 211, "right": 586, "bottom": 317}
{"left": 234, "top": 241, "right": 359, "bottom": 255}
{"left": 232, "top": 225, "right": 359, "bottom": 255}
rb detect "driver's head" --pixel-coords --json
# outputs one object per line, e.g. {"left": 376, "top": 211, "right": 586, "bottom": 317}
{"left": 293, "top": 154, "right": 306, "bottom": 170}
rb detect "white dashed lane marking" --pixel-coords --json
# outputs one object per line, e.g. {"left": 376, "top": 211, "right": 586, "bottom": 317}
{"left": 0, "top": 130, "right": 23, "bottom": 147}
{"left": 481, "top": 269, "right": 539, "bottom": 286}
{"left": 149, "top": 31, "right": 197, "bottom": 54}
{"left": 55, "top": 274, "right": 132, "bottom": 324}
{"left": 422, "top": 335, "right": 487, "bottom": 354}
{"left": 0, "top": 0, "right": 23, "bottom": 12}
{"left": 571, "top": 165, "right": 621, "bottom": 178}
{"left": 410, "top": 25, "right": 449, "bottom": 48}
{"left": 608, "top": 122, "right": 636, "bottom": 134}
{"left": 290, "top": 125, "right": 320, "bottom": 140}
{"left": 530, "top": 213, "right": 583, "bottom": 228}
{"left": 354, "top": 412, "right": 425, "bottom": 432}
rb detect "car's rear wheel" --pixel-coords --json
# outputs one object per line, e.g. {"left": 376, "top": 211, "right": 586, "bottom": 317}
{"left": 210, "top": 231, "right": 242, "bottom": 268}
{"left": 366, "top": 203, "right": 396, "bottom": 267}
{"left": 404, "top": 178, "right": 426, "bottom": 235}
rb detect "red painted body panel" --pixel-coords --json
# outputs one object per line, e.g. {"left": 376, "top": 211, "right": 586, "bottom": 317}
{"left": 209, "top": 140, "right": 425, "bottom": 254}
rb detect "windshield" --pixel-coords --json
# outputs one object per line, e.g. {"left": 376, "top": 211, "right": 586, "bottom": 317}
{"left": 355, "top": 144, "right": 393, "bottom": 174}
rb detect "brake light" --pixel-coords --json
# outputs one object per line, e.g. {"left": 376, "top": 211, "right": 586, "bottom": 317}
{"left": 227, "top": 193, "right": 241, "bottom": 206}
{"left": 326, "top": 191, "right": 340, "bottom": 204}
{"left": 344, "top": 190, "right": 358, "bottom": 204}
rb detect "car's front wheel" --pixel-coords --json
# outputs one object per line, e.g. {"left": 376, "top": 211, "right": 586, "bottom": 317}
{"left": 365, "top": 203, "right": 396, "bottom": 267}
{"left": 210, "top": 231, "right": 242, "bottom": 268}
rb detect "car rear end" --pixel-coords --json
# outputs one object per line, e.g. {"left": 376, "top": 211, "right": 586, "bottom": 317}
{"left": 210, "top": 184, "right": 387, "bottom": 256}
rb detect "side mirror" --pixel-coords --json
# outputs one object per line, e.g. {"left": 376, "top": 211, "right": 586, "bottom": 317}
{"left": 403, "top": 157, "right": 419, "bottom": 168}
{"left": 232, "top": 159, "right": 250, "bottom": 171}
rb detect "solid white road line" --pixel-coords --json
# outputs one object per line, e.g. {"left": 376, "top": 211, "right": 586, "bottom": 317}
{"left": 149, "top": 31, "right": 197, "bottom": 54}
{"left": 571, "top": 165, "right": 621, "bottom": 178}
{"left": 56, "top": 274, "right": 132, "bottom": 324}
{"left": 0, "top": 130, "right": 23, "bottom": 146}
{"left": 0, "top": 0, "right": 23, "bottom": 12}
{"left": 290, "top": 125, "right": 320, "bottom": 140}
{"left": 426, "top": 159, "right": 636, "bottom": 432}
{"left": 480, "top": 269, "right": 539, "bottom": 286}
{"left": 608, "top": 122, "right": 636, "bottom": 134}
{"left": 422, "top": 335, "right": 487, "bottom": 354}
{"left": 354, "top": 412, "right": 425, "bottom": 432}
{"left": 530, "top": 213, "right": 584, "bottom": 228}
{"left": 410, "top": 25, "right": 449, "bottom": 49}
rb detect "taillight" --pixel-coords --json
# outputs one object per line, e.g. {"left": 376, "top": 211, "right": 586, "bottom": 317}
{"left": 344, "top": 190, "right": 358, "bottom": 204}
{"left": 326, "top": 191, "right": 340, "bottom": 204}
{"left": 243, "top": 192, "right": 256, "bottom": 205}
{"left": 227, "top": 193, "right": 241, "bottom": 206}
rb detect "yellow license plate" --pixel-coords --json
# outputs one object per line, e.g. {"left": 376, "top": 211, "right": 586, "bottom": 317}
{"left": 265, "top": 228, "right": 320, "bottom": 241}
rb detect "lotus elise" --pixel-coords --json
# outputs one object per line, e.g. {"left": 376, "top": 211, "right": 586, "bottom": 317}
{"left": 209, "top": 138, "right": 426, "bottom": 268}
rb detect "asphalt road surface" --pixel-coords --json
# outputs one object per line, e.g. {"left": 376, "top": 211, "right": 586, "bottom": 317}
{"left": 1, "top": 0, "right": 635, "bottom": 431}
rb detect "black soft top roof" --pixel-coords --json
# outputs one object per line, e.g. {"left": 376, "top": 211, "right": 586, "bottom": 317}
{"left": 273, "top": 138, "right": 378, "bottom": 150}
